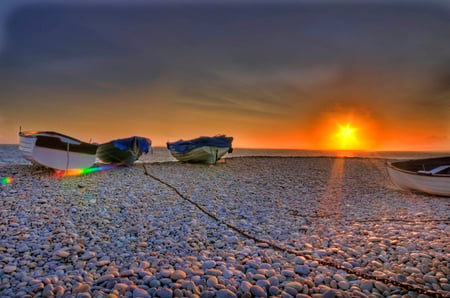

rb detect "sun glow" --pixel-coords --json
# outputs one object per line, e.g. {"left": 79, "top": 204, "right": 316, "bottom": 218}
{"left": 308, "top": 107, "right": 381, "bottom": 151}
{"left": 335, "top": 123, "right": 359, "bottom": 150}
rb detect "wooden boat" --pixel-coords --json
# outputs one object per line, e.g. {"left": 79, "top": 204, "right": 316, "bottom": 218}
{"left": 386, "top": 156, "right": 450, "bottom": 197}
{"left": 167, "top": 135, "right": 233, "bottom": 164}
{"left": 96, "top": 136, "right": 151, "bottom": 166}
{"left": 18, "top": 131, "right": 98, "bottom": 170}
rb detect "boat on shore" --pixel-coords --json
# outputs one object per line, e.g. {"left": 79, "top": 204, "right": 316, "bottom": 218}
{"left": 167, "top": 135, "right": 233, "bottom": 164}
{"left": 18, "top": 131, "right": 98, "bottom": 170}
{"left": 386, "top": 156, "right": 450, "bottom": 197}
{"left": 96, "top": 136, "right": 151, "bottom": 166}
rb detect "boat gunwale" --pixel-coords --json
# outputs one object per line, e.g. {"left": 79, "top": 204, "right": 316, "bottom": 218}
{"left": 386, "top": 156, "right": 450, "bottom": 177}
{"left": 19, "top": 131, "right": 97, "bottom": 154}
{"left": 386, "top": 162, "right": 450, "bottom": 178}
{"left": 19, "top": 131, "right": 93, "bottom": 144}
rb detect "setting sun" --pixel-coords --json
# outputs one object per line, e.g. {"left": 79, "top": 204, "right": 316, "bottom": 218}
{"left": 335, "top": 123, "right": 359, "bottom": 150}
{"left": 307, "top": 107, "right": 382, "bottom": 151}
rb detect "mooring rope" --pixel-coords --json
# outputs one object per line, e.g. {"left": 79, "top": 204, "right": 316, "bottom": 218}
{"left": 142, "top": 164, "right": 446, "bottom": 298}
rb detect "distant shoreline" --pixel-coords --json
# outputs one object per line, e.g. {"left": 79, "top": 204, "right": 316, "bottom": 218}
{"left": 1, "top": 144, "right": 449, "bottom": 167}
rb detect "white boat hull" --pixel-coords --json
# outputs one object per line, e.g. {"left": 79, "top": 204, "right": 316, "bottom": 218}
{"left": 170, "top": 146, "right": 230, "bottom": 164}
{"left": 19, "top": 131, "right": 98, "bottom": 170}
{"left": 387, "top": 163, "right": 450, "bottom": 197}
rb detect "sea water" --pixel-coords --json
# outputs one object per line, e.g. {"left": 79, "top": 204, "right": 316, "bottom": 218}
{"left": 1, "top": 144, "right": 449, "bottom": 166}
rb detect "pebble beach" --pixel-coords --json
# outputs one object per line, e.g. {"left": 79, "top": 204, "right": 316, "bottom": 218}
{"left": 1, "top": 157, "right": 449, "bottom": 298}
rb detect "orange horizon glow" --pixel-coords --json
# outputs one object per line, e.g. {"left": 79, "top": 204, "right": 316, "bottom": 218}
{"left": 306, "top": 108, "right": 382, "bottom": 151}
{"left": 3, "top": 108, "right": 449, "bottom": 152}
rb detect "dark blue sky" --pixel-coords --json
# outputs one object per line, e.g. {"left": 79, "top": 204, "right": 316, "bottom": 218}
{"left": 0, "top": 0, "right": 449, "bottom": 150}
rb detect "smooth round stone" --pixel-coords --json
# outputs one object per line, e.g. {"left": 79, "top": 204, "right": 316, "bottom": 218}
{"left": 332, "top": 273, "right": 346, "bottom": 282}
{"left": 268, "top": 276, "right": 279, "bottom": 286}
{"left": 55, "top": 249, "right": 70, "bottom": 258}
{"left": 223, "top": 269, "right": 234, "bottom": 279}
{"left": 72, "top": 282, "right": 90, "bottom": 294}
{"left": 148, "top": 279, "right": 161, "bottom": 288}
{"left": 3, "top": 265, "right": 17, "bottom": 273}
{"left": 205, "top": 269, "right": 222, "bottom": 276}
{"left": 252, "top": 274, "right": 266, "bottom": 281}
{"left": 159, "top": 269, "right": 172, "bottom": 278}
{"left": 239, "top": 281, "right": 252, "bottom": 292}
{"left": 170, "top": 270, "right": 187, "bottom": 280}
{"left": 314, "top": 274, "right": 325, "bottom": 285}
{"left": 323, "top": 289, "right": 337, "bottom": 298}
{"left": 159, "top": 278, "right": 172, "bottom": 285}
{"left": 269, "top": 286, "right": 281, "bottom": 296}
{"left": 155, "top": 288, "right": 173, "bottom": 298}
{"left": 216, "top": 288, "right": 237, "bottom": 298}
{"left": 295, "top": 265, "right": 310, "bottom": 276}
{"left": 79, "top": 251, "right": 96, "bottom": 260}
{"left": 441, "top": 283, "right": 450, "bottom": 291}
{"left": 360, "top": 280, "right": 373, "bottom": 292}
{"left": 250, "top": 285, "right": 267, "bottom": 297}
{"left": 173, "top": 289, "right": 184, "bottom": 297}
{"left": 182, "top": 280, "right": 196, "bottom": 291}
{"left": 256, "top": 280, "right": 271, "bottom": 290}
{"left": 281, "top": 269, "right": 295, "bottom": 277}
{"left": 338, "top": 280, "right": 349, "bottom": 290}
{"left": 284, "top": 286, "right": 298, "bottom": 296}
{"left": 199, "top": 290, "right": 215, "bottom": 298}
{"left": 96, "top": 260, "right": 111, "bottom": 267}
{"left": 54, "top": 286, "right": 65, "bottom": 296}
{"left": 260, "top": 263, "right": 272, "bottom": 270}
{"left": 31, "top": 282, "right": 45, "bottom": 292}
{"left": 206, "top": 276, "right": 219, "bottom": 288}
{"left": 17, "top": 244, "right": 29, "bottom": 253}
{"left": 374, "top": 281, "right": 389, "bottom": 293}
{"left": 371, "top": 271, "right": 387, "bottom": 279}
{"left": 404, "top": 267, "right": 422, "bottom": 274}
{"left": 293, "top": 256, "right": 306, "bottom": 265}
{"left": 202, "top": 261, "right": 216, "bottom": 269}
{"left": 42, "top": 284, "right": 54, "bottom": 297}
{"left": 133, "top": 288, "right": 151, "bottom": 298}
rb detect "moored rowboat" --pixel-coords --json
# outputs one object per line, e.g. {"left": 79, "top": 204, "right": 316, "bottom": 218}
{"left": 96, "top": 136, "right": 151, "bottom": 166}
{"left": 19, "top": 131, "right": 98, "bottom": 170}
{"left": 386, "top": 156, "right": 450, "bottom": 197}
{"left": 167, "top": 135, "right": 233, "bottom": 164}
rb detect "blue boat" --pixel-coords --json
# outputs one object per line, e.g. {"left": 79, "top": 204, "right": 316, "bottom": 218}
{"left": 167, "top": 135, "right": 233, "bottom": 164}
{"left": 97, "top": 136, "right": 151, "bottom": 166}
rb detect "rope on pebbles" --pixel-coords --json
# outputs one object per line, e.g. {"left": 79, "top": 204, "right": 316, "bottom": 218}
{"left": 142, "top": 164, "right": 445, "bottom": 298}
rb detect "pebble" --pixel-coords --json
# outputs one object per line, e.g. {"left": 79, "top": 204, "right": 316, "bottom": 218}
{"left": 250, "top": 285, "right": 267, "bottom": 297}
{"left": 55, "top": 249, "right": 70, "bottom": 258}
{"left": 3, "top": 265, "right": 17, "bottom": 273}
{"left": 170, "top": 269, "right": 187, "bottom": 280}
{"left": 0, "top": 159, "right": 448, "bottom": 298}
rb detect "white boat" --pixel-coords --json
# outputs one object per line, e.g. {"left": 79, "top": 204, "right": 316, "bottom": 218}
{"left": 386, "top": 157, "right": 450, "bottom": 197}
{"left": 19, "top": 131, "right": 98, "bottom": 170}
{"left": 167, "top": 135, "right": 233, "bottom": 164}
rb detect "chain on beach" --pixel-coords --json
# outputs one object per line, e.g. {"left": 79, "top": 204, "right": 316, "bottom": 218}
{"left": 142, "top": 164, "right": 447, "bottom": 298}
